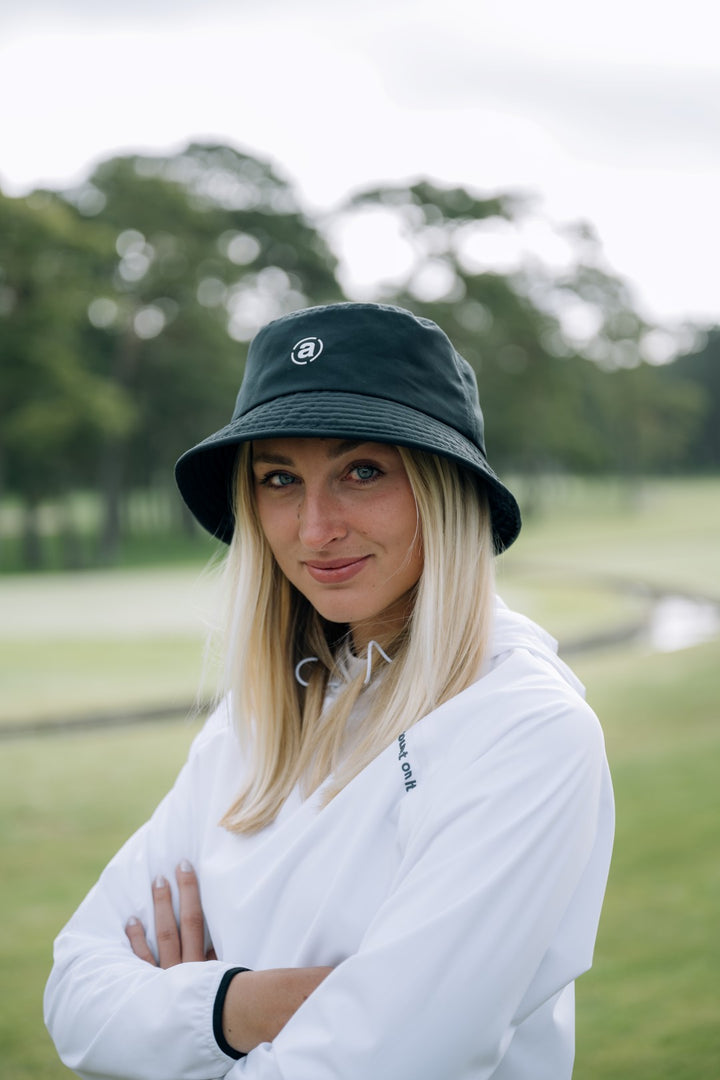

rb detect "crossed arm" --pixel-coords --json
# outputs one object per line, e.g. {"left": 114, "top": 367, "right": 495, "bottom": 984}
{"left": 124, "top": 862, "right": 332, "bottom": 1056}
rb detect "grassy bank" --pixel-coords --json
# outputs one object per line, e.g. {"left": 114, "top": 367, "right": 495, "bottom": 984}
{"left": 0, "top": 718, "right": 201, "bottom": 1079}
{"left": 573, "top": 643, "right": 720, "bottom": 1078}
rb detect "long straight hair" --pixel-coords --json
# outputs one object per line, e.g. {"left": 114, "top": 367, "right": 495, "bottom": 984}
{"left": 217, "top": 442, "right": 496, "bottom": 833}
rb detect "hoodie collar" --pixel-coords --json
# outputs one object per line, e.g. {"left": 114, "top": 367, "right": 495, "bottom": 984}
{"left": 490, "top": 595, "right": 586, "bottom": 697}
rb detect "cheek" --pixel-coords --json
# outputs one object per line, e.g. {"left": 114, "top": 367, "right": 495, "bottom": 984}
{"left": 256, "top": 501, "right": 295, "bottom": 561}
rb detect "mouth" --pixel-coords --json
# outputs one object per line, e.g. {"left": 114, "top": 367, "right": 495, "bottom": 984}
{"left": 303, "top": 556, "right": 370, "bottom": 584}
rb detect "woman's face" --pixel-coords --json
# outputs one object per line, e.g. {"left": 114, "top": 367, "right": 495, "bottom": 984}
{"left": 251, "top": 437, "right": 423, "bottom": 651}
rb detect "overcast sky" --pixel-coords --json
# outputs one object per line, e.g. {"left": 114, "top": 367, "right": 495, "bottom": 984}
{"left": 1, "top": 0, "right": 718, "bottom": 327}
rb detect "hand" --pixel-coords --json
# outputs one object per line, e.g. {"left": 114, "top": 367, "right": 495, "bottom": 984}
{"left": 125, "top": 860, "right": 216, "bottom": 967}
{"left": 125, "top": 860, "right": 333, "bottom": 1055}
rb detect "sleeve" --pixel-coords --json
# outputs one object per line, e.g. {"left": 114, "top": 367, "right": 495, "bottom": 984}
{"left": 43, "top": 705, "right": 241, "bottom": 1080}
{"left": 232, "top": 680, "right": 614, "bottom": 1080}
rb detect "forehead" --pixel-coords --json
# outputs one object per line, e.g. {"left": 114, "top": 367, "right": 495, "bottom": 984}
{"left": 251, "top": 437, "right": 397, "bottom": 464}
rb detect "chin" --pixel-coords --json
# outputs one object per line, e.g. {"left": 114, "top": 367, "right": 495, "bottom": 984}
{"left": 313, "top": 603, "right": 368, "bottom": 626}
{"left": 301, "top": 593, "right": 369, "bottom": 629}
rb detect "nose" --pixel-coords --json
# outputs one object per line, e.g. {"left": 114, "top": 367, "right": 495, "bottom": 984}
{"left": 297, "top": 485, "right": 348, "bottom": 549}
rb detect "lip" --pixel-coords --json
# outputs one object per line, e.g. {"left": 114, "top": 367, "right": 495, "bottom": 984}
{"left": 303, "top": 556, "right": 370, "bottom": 584}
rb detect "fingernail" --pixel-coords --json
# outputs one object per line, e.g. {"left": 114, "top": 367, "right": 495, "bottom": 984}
{"left": 179, "top": 859, "right": 193, "bottom": 873}
{"left": 126, "top": 916, "right": 139, "bottom": 927}
{"left": 153, "top": 874, "right": 167, "bottom": 889}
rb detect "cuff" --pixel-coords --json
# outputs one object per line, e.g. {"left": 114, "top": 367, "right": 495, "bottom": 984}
{"left": 213, "top": 967, "right": 251, "bottom": 1060}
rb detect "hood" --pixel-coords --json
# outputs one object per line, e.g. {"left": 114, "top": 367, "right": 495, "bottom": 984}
{"left": 490, "top": 595, "right": 586, "bottom": 698}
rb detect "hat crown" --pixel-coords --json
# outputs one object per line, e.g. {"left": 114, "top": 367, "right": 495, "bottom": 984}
{"left": 232, "top": 303, "right": 486, "bottom": 454}
{"left": 175, "top": 301, "right": 521, "bottom": 551}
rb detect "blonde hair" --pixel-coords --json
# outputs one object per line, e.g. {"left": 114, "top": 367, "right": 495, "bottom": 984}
{"left": 217, "top": 442, "right": 495, "bottom": 833}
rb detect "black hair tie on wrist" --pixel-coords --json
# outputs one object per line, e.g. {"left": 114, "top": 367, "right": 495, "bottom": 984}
{"left": 213, "top": 967, "right": 251, "bottom": 1060}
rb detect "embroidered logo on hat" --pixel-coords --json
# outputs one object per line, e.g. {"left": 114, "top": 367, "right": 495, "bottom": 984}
{"left": 291, "top": 337, "right": 324, "bottom": 365}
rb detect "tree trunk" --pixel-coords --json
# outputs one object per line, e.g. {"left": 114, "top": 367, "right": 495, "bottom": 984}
{"left": 98, "top": 441, "right": 125, "bottom": 564}
{"left": 59, "top": 494, "right": 85, "bottom": 569}
{"left": 98, "top": 328, "right": 140, "bottom": 564}
{"left": 22, "top": 496, "right": 43, "bottom": 570}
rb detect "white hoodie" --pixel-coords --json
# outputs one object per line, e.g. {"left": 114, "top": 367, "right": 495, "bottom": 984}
{"left": 44, "top": 598, "right": 614, "bottom": 1080}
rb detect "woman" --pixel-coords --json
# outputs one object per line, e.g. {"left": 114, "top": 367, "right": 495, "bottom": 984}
{"left": 45, "top": 302, "right": 614, "bottom": 1079}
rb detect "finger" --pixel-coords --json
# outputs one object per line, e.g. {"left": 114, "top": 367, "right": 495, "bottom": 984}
{"left": 176, "top": 860, "right": 206, "bottom": 963}
{"left": 125, "top": 917, "right": 157, "bottom": 966}
{"left": 152, "top": 874, "right": 182, "bottom": 968}
{"left": 206, "top": 946, "right": 217, "bottom": 961}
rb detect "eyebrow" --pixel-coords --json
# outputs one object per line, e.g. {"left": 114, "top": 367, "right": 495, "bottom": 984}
{"left": 252, "top": 440, "right": 367, "bottom": 467}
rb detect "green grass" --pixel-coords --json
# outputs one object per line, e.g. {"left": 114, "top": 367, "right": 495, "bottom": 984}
{"left": 0, "top": 719, "right": 202, "bottom": 1079}
{"left": 573, "top": 643, "right": 720, "bottom": 1078}
{"left": 1, "top": 476, "right": 719, "bottom": 1077}
{"left": 498, "top": 572, "right": 649, "bottom": 645}
{"left": 0, "top": 565, "right": 224, "bottom": 725}
{"left": 502, "top": 474, "right": 720, "bottom": 601}
{"left": 0, "top": 636, "right": 207, "bottom": 723}
{"left": 497, "top": 473, "right": 720, "bottom": 646}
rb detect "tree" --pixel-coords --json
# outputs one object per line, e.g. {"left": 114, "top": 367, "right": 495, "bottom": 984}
{"left": 61, "top": 142, "right": 345, "bottom": 559}
{"left": 2, "top": 153, "right": 710, "bottom": 568}
{"left": 660, "top": 327, "right": 720, "bottom": 470}
{"left": 330, "top": 181, "right": 704, "bottom": 483}
{"left": 0, "top": 190, "right": 135, "bottom": 567}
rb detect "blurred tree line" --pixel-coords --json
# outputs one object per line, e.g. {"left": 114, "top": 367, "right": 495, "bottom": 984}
{"left": 0, "top": 142, "right": 716, "bottom": 569}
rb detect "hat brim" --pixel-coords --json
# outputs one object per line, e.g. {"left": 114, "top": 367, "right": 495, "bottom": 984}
{"left": 175, "top": 392, "right": 521, "bottom": 552}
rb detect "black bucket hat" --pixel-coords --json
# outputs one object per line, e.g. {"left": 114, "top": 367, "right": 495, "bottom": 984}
{"left": 175, "top": 302, "right": 521, "bottom": 552}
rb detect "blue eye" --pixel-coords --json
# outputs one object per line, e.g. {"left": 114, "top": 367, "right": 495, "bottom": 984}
{"left": 266, "top": 471, "right": 295, "bottom": 487}
{"left": 351, "top": 464, "right": 380, "bottom": 482}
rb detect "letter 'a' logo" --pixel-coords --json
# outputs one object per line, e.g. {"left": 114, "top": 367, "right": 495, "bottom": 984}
{"left": 291, "top": 336, "right": 324, "bottom": 365}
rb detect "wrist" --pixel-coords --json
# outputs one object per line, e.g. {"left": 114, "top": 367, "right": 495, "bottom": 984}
{"left": 213, "top": 967, "right": 250, "bottom": 1059}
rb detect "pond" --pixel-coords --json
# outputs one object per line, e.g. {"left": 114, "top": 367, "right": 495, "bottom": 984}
{"left": 647, "top": 595, "right": 720, "bottom": 652}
